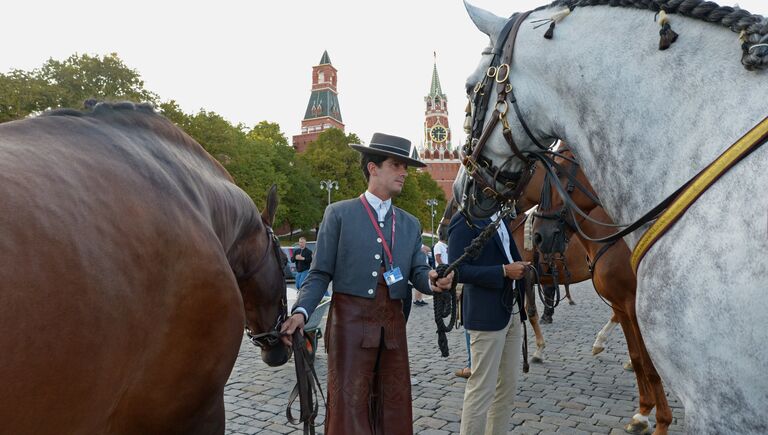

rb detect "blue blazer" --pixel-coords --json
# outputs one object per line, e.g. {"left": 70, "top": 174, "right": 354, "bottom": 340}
{"left": 448, "top": 213, "right": 525, "bottom": 331}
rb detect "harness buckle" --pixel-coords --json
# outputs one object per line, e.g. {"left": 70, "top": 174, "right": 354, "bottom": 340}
{"left": 482, "top": 186, "right": 500, "bottom": 199}
{"left": 495, "top": 64, "right": 510, "bottom": 84}
{"left": 496, "top": 100, "right": 508, "bottom": 117}
{"left": 486, "top": 66, "right": 498, "bottom": 78}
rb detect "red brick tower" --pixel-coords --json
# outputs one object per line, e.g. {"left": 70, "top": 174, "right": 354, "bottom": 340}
{"left": 419, "top": 53, "right": 460, "bottom": 200}
{"left": 292, "top": 51, "right": 345, "bottom": 153}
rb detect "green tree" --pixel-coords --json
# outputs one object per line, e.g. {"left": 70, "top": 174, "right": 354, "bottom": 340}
{"left": 0, "top": 69, "right": 56, "bottom": 122}
{"left": 38, "top": 53, "right": 158, "bottom": 109}
{"left": 1, "top": 53, "right": 158, "bottom": 123}
{"left": 248, "top": 122, "right": 322, "bottom": 237}
{"left": 301, "top": 128, "right": 366, "bottom": 211}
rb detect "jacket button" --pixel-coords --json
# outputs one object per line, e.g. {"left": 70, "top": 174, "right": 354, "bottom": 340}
{"left": 379, "top": 222, "right": 384, "bottom": 228}
{"left": 375, "top": 254, "right": 381, "bottom": 260}
{"left": 376, "top": 237, "right": 382, "bottom": 243}
{"left": 372, "top": 271, "right": 378, "bottom": 277}
{"left": 368, "top": 289, "right": 374, "bottom": 294}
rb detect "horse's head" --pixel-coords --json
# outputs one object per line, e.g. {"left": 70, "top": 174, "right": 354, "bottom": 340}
{"left": 235, "top": 185, "right": 291, "bottom": 367}
{"left": 532, "top": 149, "right": 600, "bottom": 259}
{"left": 457, "top": 2, "right": 558, "bottom": 219}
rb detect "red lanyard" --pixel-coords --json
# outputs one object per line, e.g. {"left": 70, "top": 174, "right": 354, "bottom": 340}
{"left": 359, "top": 195, "right": 395, "bottom": 267}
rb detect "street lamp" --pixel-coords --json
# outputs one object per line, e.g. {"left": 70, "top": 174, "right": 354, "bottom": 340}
{"left": 426, "top": 198, "right": 438, "bottom": 247}
{"left": 320, "top": 179, "right": 339, "bottom": 207}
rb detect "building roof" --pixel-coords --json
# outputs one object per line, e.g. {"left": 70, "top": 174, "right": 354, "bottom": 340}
{"left": 319, "top": 50, "right": 332, "bottom": 65}
{"left": 303, "top": 89, "right": 343, "bottom": 122}
{"left": 429, "top": 59, "right": 445, "bottom": 99}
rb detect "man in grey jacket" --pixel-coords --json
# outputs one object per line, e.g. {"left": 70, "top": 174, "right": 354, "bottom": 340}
{"left": 281, "top": 133, "right": 453, "bottom": 435}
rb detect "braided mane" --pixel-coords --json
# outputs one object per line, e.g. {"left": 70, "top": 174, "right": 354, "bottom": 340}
{"left": 541, "top": 0, "right": 768, "bottom": 70}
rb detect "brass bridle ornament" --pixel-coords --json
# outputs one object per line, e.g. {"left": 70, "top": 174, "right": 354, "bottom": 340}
{"left": 460, "top": 11, "right": 555, "bottom": 220}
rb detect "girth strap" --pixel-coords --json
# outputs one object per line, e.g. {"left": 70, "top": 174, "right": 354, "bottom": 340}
{"left": 631, "top": 116, "right": 768, "bottom": 271}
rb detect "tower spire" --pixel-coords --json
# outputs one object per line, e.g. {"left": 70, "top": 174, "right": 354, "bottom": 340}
{"left": 429, "top": 52, "right": 444, "bottom": 98}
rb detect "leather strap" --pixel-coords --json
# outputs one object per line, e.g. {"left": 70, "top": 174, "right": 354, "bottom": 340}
{"left": 286, "top": 330, "right": 326, "bottom": 434}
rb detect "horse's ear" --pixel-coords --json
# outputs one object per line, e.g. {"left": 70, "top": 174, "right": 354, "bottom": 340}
{"left": 464, "top": 1, "right": 507, "bottom": 41}
{"left": 261, "top": 184, "right": 279, "bottom": 227}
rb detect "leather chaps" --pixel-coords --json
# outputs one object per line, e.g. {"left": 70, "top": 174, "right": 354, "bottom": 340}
{"left": 324, "top": 272, "right": 413, "bottom": 435}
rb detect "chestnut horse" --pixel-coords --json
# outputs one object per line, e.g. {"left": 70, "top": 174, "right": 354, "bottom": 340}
{"left": 533, "top": 150, "right": 671, "bottom": 435}
{"left": 0, "top": 102, "right": 290, "bottom": 434}
{"left": 440, "top": 161, "right": 597, "bottom": 364}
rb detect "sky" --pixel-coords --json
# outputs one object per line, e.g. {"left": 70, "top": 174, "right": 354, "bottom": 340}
{"left": 3, "top": 0, "right": 766, "bottom": 151}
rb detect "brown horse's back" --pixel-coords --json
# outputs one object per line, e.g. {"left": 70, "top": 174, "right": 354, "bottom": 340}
{"left": 0, "top": 111, "right": 248, "bottom": 433}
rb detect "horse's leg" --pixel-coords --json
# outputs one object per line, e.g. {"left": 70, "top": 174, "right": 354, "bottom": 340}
{"left": 565, "top": 283, "right": 576, "bottom": 305}
{"left": 592, "top": 311, "right": 620, "bottom": 355}
{"left": 526, "top": 286, "right": 545, "bottom": 363}
{"left": 616, "top": 311, "right": 656, "bottom": 435}
{"left": 627, "top": 310, "right": 672, "bottom": 435}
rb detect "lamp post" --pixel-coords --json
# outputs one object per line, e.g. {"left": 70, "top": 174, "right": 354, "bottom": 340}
{"left": 320, "top": 179, "right": 339, "bottom": 207}
{"left": 426, "top": 198, "right": 438, "bottom": 247}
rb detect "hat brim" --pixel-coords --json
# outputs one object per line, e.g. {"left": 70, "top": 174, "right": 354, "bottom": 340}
{"left": 349, "top": 143, "right": 427, "bottom": 168}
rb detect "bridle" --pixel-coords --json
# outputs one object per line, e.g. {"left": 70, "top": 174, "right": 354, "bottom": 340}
{"left": 461, "top": 11, "right": 554, "bottom": 218}
{"left": 242, "top": 223, "right": 289, "bottom": 349}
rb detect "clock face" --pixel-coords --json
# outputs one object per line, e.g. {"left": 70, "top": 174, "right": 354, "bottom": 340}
{"left": 430, "top": 125, "right": 447, "bottom": 143}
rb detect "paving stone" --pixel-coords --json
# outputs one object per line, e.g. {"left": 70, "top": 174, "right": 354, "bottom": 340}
{"left": 223, "top": 282, "right": 687, "bottom": 434}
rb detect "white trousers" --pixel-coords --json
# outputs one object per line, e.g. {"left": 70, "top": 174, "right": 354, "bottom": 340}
{"left": 460, "top": 316, "right": 522, "bottom": 435}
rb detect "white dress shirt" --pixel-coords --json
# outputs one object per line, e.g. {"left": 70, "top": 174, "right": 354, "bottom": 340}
{"left": 491, "top": 212, "right": 514, "bottom": 263}
{"left": 365, "top": 190, "right": 392, "bottom": 222}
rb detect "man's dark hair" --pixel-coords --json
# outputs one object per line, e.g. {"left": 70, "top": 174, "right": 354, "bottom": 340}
{"left": 361, "top": 153, "right": 388, "bottom": 182}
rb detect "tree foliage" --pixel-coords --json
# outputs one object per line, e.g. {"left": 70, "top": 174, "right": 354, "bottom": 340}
{"left": 2, "top": 53, "right": 452, "bottom": 237}
{"left": 0, "top": 53, "right": 157, "bottom": 122}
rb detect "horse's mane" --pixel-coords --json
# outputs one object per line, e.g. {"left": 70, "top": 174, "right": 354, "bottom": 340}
{"left": 43, "top": 99, "right": 156, "bottom": 117}
{"left": 539, "top": 0, "right": 768, "bottom": 70}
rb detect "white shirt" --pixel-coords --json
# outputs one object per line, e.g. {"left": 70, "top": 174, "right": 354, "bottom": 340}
{"left": 492, "top": 212, "right": 514, "bottom": 263}
{"left": 434, "top": 241, "right": 448, "bottom": 265}
{"left": 364, "top": 190, "right": 391, "bottom": 222}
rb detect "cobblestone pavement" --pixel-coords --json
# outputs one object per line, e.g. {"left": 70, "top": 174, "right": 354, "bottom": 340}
{"left": 225, "top": 281, "right": 686, "bottom": 434}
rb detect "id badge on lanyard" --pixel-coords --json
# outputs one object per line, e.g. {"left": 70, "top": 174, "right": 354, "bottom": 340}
{"left": 360, "top": 196, "right": 403, "bottom": 287}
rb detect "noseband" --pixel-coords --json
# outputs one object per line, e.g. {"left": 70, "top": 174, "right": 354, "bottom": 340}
{"left": 461, "top": 11, "right": 552, "bottom": 213}
{"left": 242, "top": 224, "right": 289, "bottom": 349}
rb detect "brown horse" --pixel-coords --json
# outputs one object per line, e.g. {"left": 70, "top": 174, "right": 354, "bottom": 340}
{"left": 532, "top": 150, "right": 671, "bottom": 435}
{"left": 438, "top": 160, "right": 593, "bottom": 364}
{"left": 0, "top": 102, "right": 290, "bottom": 434}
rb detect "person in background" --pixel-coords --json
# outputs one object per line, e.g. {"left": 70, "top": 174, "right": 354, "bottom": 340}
{"left": 413, "top": 245, "right": 431, "bottom": 306}
{"left": 292, "top": 236, "right": 312, "bottom": 290}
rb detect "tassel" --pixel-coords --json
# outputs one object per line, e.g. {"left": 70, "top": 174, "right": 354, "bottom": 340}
{"left": 544, "top": 21, "right": 556, "bottom": 39}
{"left": 657, "top": 10, "right": 678, "bottom": 50}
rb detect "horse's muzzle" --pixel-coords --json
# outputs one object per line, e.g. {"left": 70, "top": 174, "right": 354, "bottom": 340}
{"left": 261, "top": 344, "right": 292, "bottom": 367}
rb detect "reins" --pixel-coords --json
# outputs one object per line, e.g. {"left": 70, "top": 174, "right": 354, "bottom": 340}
{"left": 286, "top": 330, "right": 326, "bottom": 435}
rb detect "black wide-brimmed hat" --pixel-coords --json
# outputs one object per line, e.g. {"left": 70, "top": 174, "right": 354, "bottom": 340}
{"left": 349, "top": 133, "right": 426, "bottom": 168}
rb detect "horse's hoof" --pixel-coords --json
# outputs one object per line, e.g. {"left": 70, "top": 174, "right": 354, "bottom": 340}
{"left": 540, "top": 314, "right": 553, "bottom": 324}
{"left": 531, "top": 355, "right": 543, "bottom": 363}
{"left": 592, "top": 346, "right": 605, "bottom": 355}
{"left": 623, "top": 360, "right": 634, "bottom": 372}
{"left": 568, "top": 300, "right": 576, "bottom": 305}
{"left": 624, "top": 420, "right": 651, "bottom": 435}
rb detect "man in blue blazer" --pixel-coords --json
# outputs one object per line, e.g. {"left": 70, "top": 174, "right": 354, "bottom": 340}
{"left": 448, "top": 211, "right": 530, "bottom": 435}
{"left": 281, "top": 133, "right": 453, "bottom": 435}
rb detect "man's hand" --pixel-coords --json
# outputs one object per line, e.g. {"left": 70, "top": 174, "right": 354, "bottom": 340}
{"left": 429, "top": 269, "right": 455, "bottom": 293}
{"left": 295, "top": 254, "right": 304, "bottom": 261}
{"left": 279, "top": 313, "right": 305, "bottom": 346}
{"left": 503, "top": 261, "right": 531, "bottom": 280}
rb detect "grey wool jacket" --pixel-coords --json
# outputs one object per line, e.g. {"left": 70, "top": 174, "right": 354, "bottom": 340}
{"left": 293, "top": 195, "right": 433, "bottom": 321}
